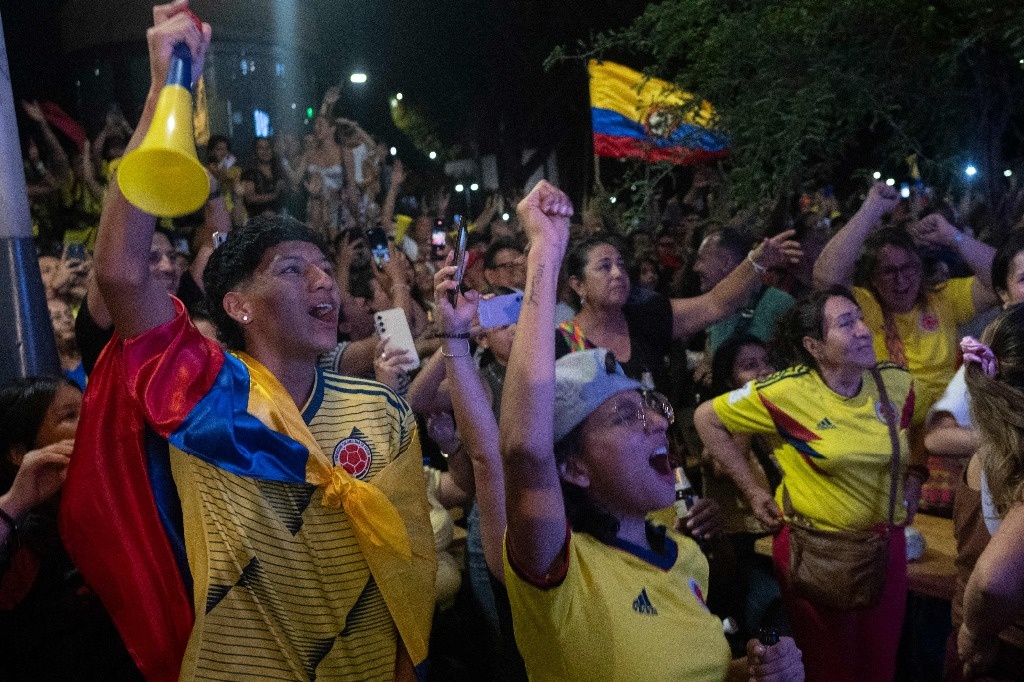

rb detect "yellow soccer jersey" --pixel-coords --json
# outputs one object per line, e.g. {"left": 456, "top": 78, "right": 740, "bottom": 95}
{"left": 712, "top": 364, "right": 913, "bottom": 531}
{"left": 854, "top": 278, "right": 975, "bottom": 424}
{"left": 504, "top": 527, "right": 731, "bottom": 682}
{"left": 170, "top": 369, "right": 430, "bottom": 681}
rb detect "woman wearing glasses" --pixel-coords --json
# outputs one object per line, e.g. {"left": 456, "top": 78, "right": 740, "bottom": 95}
{"left": 813, "top": 182, "right": 998, "bottom": 515}
{"left": 498, "top": 181, "right": 803, "bottom": 681}
{"left": 695, "top": 287, "right": 915, "bottom": 682}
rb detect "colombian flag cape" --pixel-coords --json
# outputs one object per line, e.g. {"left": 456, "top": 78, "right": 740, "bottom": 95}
{"left": 589, "top": 59, "right": 728, "bottom": 165}
{"left": 60, "top": 299, "right": 435, "bottom": 681}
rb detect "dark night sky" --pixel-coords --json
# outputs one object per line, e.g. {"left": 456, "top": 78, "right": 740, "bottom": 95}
{"left": 1, "top": 0, "right": 650, "bottom": 196}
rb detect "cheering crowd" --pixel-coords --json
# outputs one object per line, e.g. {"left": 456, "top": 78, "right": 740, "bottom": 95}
{"left": 8, "top": 2, "right": 1024, "bottom": 680}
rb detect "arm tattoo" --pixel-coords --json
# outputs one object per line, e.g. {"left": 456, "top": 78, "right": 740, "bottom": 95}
{"left": 525, "top": 263, "right": 545, "bottom": 306}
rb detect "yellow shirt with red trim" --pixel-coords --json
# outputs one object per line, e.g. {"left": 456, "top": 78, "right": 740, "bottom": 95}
{"left": 853, "top": 277, "right": 975, "bottom": 424}
{"left": 171, "top": 370, "right": 427, "bottom": 681}
{"left": 504, "top": 527, "right": 731, "bottom": 682}
{"left": 711, "top": 363, "right": 913, "bottom": 531}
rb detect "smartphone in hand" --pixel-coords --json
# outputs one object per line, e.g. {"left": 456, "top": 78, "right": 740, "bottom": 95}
{"left": 366, "top": 227, "right": 390, "bottom": 269}
{"left": 449, "top": 215, "right": 468, "bottom": 306}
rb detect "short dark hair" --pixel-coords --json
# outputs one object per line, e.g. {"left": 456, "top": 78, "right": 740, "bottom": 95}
{"left": 203, "top": 215, "right": 327, "bottom": 350}
{"left": 483, "top": 238, "right": 523, "bottom": 270}
{"left": 856, "top": 226, "right": 926, "bottom": 306}
{"left": 705, "top": 227, "right": 751, "bottom": 264}
{"left": 774, "top": 286, "right": 858, "bottom": 371}
{"left": 710, "top": 333, "right": 770, "bottom": 398}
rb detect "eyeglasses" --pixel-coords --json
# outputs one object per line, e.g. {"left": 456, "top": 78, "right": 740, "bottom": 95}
{"left": 876, "top": 262, "right": 921, "bottom": 283}
{"left": 608, "top": 389, "right": 675, "bottom": 430}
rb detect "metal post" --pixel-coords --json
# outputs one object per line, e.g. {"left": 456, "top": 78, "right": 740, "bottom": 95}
{"left": 0, "top": 9, "right": 60, "bottom": 383}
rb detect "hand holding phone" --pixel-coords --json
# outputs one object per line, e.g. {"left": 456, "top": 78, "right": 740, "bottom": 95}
{"left": 366, "top": 227, "right": 390, "bottom": 269}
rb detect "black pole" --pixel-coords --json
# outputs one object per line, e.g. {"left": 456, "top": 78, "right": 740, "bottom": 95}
{"left": 0, "top": 9, "right": 60, "bottom": 383}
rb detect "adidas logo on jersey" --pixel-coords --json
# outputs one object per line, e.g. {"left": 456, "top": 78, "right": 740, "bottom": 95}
{"left": 816, "top": 417, "right": 836, "bottom": 430}
{"left": 632, "top": 588, "right": 658, "bottom": 616}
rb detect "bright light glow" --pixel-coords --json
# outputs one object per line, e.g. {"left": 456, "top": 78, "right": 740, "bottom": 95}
{"left": 470, "top": 183, "right": 479, "bottom": 191}
{"left": 1005, "top": 169, "right": 1013, "bottom": 177}
{"left": 455, "top": 184, "right": 465, "bottom": 192}
{"left": 390, "top": 147, "right": 397, "bottom": 156}
{"left": 390, "top": 98, "right": 398, "bottom": 108}
{"left": 253, "top": 110, "right": 271, "bottom": 138}
{"left": 307, "top": 107, "right": 315, "bottom": 118}
{"left": 885, "top": 178, "right": 895, "bottom": 186}
{"left": 872, "top": 171, "right": 881, "bottom": 180}
{"left": 609, "top": 196, "right": 617, "bottom": 204}
{"left": 350, "top": 73, "right": 367, "bottom": 84}
{"left": 396, "top": 92, "right": 403, "bottom": 100}
{"left": 291, "top": 102, "right": 297, "bottom": 109}
{"left": 900, "top": 186, "right": 911, "bottom": 199}
{"left": 502, "top": 212, "right": 510, "bottom": 221}
{"left": 965, "top": 165, "right": 978, "bottom": 177}
{"left": 429, "top": 151, "right": 437, "bottom": 160}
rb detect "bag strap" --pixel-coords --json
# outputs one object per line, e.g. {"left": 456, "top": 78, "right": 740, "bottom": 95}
{"left": 782, "top": 367, "right": 902, "bottom": 532}
{"left": 868, "top": 366, "right": 902, "bottom": 533}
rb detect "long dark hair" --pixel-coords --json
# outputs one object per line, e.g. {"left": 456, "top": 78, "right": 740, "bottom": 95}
{"left": 564, "top": 233, "right": 628, "bottom": 308}
{"left": 710, "top": 334, "right": 770, "bottom": 398}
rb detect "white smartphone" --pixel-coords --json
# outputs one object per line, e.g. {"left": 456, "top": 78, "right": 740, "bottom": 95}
{"left": 478, "top": 291, "right": 523, "bottom": 328}
{"left": 374, "top": 308, "right": 420, "bottom": 371}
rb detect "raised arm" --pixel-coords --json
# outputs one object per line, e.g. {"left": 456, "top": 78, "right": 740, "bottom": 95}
{"left": 912, "top": 212, "right": 998, "bottom": 312}
{"left": 380, "top": 159, "right": 405, "bottom": 236}
{"left": 188, "top": 175, "right": 232, "bottom": 292}
{"left": 434, "top": 258, "right": 508, "bottom": 581}
{"left": 22, "top": 100, "right": 69, "bottom": 180}
{"left": 813, "top": 182, "right": 899, "bottom": 289}
{"left": 499, "top": 180, "right": 573, "bottom": 579}
{"left": 93, "top": 3, "right": 211, "bottom": 338}
{"left": 670, "top": 230, "right": 802, "bottom": 339}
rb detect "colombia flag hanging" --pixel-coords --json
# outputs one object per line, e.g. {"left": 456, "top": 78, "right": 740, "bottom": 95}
{"left": 589, "top": 59, "right": 728, "bottom": 165}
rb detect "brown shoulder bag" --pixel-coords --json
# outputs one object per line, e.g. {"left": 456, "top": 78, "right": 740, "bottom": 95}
{"left": 784, "top": 367, "right": 902, "bottom": 611}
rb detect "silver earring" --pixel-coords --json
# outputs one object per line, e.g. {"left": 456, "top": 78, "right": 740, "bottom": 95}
{"left": 242, "top": 315, "right": 249, "bottom": 322}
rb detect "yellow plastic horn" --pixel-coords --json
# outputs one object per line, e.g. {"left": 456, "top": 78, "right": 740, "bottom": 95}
{"left": 118, "top": 42, "right": 209, "bottom": 217}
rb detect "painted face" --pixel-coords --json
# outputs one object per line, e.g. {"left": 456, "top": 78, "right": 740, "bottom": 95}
{"left": 813, "top": 295, "right": 876, "bottom": 373}
{"left": 575, "top": 243, "right": 630, "bottom": 309}
{"left": 693, "top": 234, "right": 742, "bottom": 293}
{"left": 238, "top": 241, "right": 340, "bottom": 357}
{"left": 572, "top": 389, "right": 675, "bottom": 516}
{"left": 871, "top": 244, "right": 922, "bottom": 314}
{"left": 730, "top": 343, "right": 773, "bottom": 388}
{"left": 150, "top": 232, "right": 181, "bottom": 295}
{"left": 1000, "top": 251, "right": 1024, "bottom": 307}
{"left": 485, "top": 248, "right": 526, "bottom": 290}
{"left": 34, "top": 383, "right": 83, "bottom": 449}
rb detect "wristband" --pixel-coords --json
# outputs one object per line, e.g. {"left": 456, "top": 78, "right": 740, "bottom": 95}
{"left": 441, "top": 338, "right": 471, "bottom": 358}
{"left": 747, "top": 250, "right": 767, "bottom": 275}
{"left": 437, "top": 331, "right": 471, "bottom": 339}
{"left": 905, "top": 464, "right": 930, "bottom": 484}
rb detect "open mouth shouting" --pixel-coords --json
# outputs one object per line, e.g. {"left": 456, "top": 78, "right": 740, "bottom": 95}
{"left": 649, "top": 446, "right": 672, "bottom": 476}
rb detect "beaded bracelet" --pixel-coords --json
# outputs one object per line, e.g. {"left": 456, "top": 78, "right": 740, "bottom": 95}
{"left": 437, "top": 331, "right": 471, "bottom": 340}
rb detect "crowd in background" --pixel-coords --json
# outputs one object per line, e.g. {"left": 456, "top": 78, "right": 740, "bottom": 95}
{"left": 10, "top": 13, "right": 1024, "bottom": 678}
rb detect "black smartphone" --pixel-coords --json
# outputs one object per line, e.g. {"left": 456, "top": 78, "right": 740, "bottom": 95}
{"left": 366, "top": 227, "right": 390, "bottom": 268}
{"left": 449, "top": 215, "right": 468, "bottom": 306}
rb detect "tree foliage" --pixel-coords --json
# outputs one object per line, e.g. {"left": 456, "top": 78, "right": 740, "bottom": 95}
{"left": 584, "top": 0, "right": 1024, "bottom": 208}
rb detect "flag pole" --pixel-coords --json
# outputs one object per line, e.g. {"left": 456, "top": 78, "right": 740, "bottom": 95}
{"left": 0, "top": 8, "right": 60, "bottom": 383}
